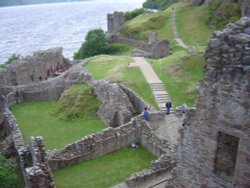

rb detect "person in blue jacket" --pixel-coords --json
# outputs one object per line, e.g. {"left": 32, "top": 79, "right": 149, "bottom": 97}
{"left": 166, "top": 101, "right": 172, "bottom": 115}
{"left": 143, "top": 107, "right": 149, "bottom": 121}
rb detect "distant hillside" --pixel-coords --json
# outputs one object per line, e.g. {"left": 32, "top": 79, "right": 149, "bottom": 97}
{"left": 0, "top": 0, "right": 91, "bottom": 7}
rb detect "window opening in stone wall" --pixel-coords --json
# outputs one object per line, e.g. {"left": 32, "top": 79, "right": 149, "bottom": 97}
{"left": 215, "top": 131, "right": 239, "bottom": 182}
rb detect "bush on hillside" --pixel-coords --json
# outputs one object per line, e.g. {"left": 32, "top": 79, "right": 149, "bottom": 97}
{"left": 74, "top": 29, "right": 132, "bottom": 59}
{"left": 124, "top": 8, "right": 145, "bottom": 21}
{"left": 0, "top": 54, "right": 20, "bottom": 69}
{"left": 143, "top": 0, "right": 178, "bottom": 10}
{"left": 74, "top": 29, "right": 110, "bottom": 59}
{"left": 207, "top": 0, "right": 241, "bottom": 28}
{"left": 0, "top": 155, "right": 18, "bottom": 188}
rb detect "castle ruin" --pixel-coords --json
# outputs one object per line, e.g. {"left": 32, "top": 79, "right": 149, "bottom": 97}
{"left": 107, "top": 11, "right": 124, "bottom": 33}
{"left": 0, "top": 16, "right": 249, "bottom": 188}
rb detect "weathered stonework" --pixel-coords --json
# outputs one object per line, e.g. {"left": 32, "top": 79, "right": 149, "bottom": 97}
{"left": 0, "top": 48, "right": 70, "bottom": 87}
{"left": 171, "top": 17, "right": 250, "bottom": 188}
{"left": 107, "top": 12, "right": 124, "bottom": 33}
{"left": 131, "top": 32, "right": 170, "bottom": 59}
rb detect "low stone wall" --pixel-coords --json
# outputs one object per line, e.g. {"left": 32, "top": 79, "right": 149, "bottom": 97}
{"left": 47, "top": 121, "right": 138, "bottom": 171}
{"left": 126, "top": 154, "right": 177, "bottom": 187}
{"left": 107, "top": 33, "right": 145, "bottom": 47}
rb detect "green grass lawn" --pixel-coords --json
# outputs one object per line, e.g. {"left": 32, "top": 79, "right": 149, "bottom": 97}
{"left": 150, "top": 50, "right": 205, "bottom": 107}
{"left": 85, "top": 55, "right": 158, "bottom": 108}
{"left": 11, "top": 101, "right": 106, "bottom": 150}
{"left": 53, "top": 147, "right": 156, "bottom": 188}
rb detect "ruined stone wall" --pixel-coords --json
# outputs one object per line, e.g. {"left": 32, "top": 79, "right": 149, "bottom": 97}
{"left": 2, "top": 108, "right": 55, "bottom": 188}
{"left": 131, "top": 32, "right": 170, "bottom": 59}
{"left": 25, "top": 137, "right": 55, "bottom": 188}
{"left": 138, "top": 113, "right": 170, "bottom": 157}
{"left": 0, "top": 48, "right": 69, "bottom": 87}
{"left": 173, "top": 17, "right": 250, "bottom": 188}
{"left": 120, "top": 84, "right": 152, "bottom": 113}
{"left": 240, "top": 0, "right": 250, "bottom": 16}
{"left": 47, "top": 121, "right": 138, "bottom": 171}
{"left": 93, "top": 81, "right": 137, "bottom": 127}
{"left": 107, "top": 33, "right": 145, "bottom": 47}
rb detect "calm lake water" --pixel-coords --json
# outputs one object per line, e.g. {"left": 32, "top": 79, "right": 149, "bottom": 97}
{"left": 0, "top": 0, "right": 144, "bottom": 64}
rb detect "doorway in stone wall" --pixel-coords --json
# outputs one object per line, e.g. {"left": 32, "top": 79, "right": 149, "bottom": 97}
{"left": 214, "top": 131, "right": 239, "bottom": 182}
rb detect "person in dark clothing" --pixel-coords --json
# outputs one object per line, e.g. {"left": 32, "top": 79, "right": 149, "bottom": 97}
{"left": 143, "top": 107, "right": 149, "bottom": 121}
{"left": 165, "top": 101, "right": 172, "bottom": 115}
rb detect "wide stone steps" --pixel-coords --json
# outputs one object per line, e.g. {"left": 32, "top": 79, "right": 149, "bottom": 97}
{"left": 149, "top": 83, "right": 174, "bottom": 113}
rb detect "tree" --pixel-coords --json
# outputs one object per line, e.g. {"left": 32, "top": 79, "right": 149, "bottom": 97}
{"left": 74, "top": 29, "right": 110, "bottom": 59}
{"left": 0, "top": 155, "right": 18, "bottom": 188}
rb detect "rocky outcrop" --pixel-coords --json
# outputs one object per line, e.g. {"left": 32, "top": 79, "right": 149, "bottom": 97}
{"left": 172, "top": 17, "right": 250, "bottom": 188}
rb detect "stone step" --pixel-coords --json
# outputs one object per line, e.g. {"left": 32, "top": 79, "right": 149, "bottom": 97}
{"left": 154, "top": 96, "right": 170, "bottom": 100}
{"left": 150, "top": 87, "right": 166, "bottom": 90}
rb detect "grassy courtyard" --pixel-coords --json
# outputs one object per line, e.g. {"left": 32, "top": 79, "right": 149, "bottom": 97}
{"left": 53, "top": 147, "right": 156, "bottom": 188}
{"left": 11, "top": 101, "right": 106, "bottom": 150}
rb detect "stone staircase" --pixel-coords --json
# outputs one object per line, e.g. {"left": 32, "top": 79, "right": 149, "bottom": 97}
{"left": 149, "top": 83, "right": 174, "bottom": 113}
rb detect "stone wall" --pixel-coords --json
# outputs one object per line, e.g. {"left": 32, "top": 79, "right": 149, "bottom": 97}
{"left": 0, "top": 48, "right": 69, "bottom": 87}
{"left": 107, "top": 33, "right": 145, "bottom": 47}
{"left": 47, "top": 121, "right": 138, "bottom": 171}
{"left": 2, "top": 108, "right": 55, "bottom": 188}
{"left": 240, "top": 0, "right": 250, "bottom": 16}
{"left": 25, "top": 137, "right": 55, "bottom": 188}
{"left": 120, "top": 84, "right": 152, "bottom": 113}
{"left": 131, "top": 32, "right": 170, "bottom": 59}
{"left": 107, "top": 12, "right": 124, "bottom": 33}
{"left": 47, "top": 112, "right": 177, "bottom": 188}
{"left": 172, "top": 17, "right": 250, "bottom": 188}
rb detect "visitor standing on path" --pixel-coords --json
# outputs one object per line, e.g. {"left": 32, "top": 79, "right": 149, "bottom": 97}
{"left": 166, "top": 101, "right": 172, "bottom": 115}
{"left": 143, "top": 107, "right": 149, "bottom": 121}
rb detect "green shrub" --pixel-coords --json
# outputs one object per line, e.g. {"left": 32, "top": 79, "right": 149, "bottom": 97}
{"left": 0, "top": 54, "right": 20, "bottom": 69}
{"left": 124, "top": 8, "right": 145, "bottom": 21}
{"left": 53, "top": 84, "right": 100, "bottom": 120}
{"left": 0, "top": 155, "right": 18, "bottom": 188}
{"left": 207, "top": 1, "right": 241, "bottom": 28}
{"left": 74, "top": 29, "right": 110, "bottom": 59}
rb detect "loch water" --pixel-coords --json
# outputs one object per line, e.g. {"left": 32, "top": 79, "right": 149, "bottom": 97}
{"left": 0, "top": 0, "right": 144, "bottom": 64}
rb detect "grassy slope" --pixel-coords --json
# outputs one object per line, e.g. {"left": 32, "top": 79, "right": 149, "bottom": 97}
{"left": 149, "top": 50, "right": 205, "bottom": 107}
{"left": 175, "top": 3, "right": 213, "bottom": 51}
{"left": 11, "top": 101, "right": 105, "bottom": 150}
{"left": 85, "top": 55, "right": 158, "bottom": 108}
{"left": 54, "top": 147, "right": 156, "bottom": 188}
{"left": 53, "top": 84, "right": 100, "bottom": 120}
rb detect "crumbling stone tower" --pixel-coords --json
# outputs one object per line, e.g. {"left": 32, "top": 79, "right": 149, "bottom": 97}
{"left": 173, "top": 17, "right": 250, "bottom": 188}
{"left": 107, "top": 11, "right": 124, "bottom": 33}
